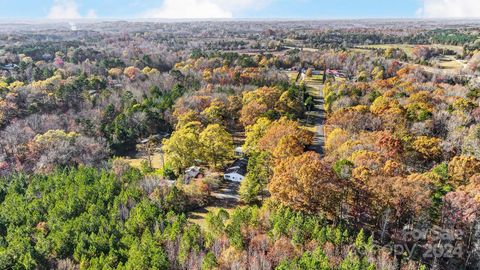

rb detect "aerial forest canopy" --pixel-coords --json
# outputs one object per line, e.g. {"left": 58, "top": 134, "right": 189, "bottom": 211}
{"left": 0, "top": 20, "right": 479, "bottom": 269}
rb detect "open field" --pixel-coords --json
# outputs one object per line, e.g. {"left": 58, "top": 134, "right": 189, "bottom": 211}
{"left": 284, "top": 45, "right": 319, "bottom": 52}
{"left": 435, "top": 55, "right": 467, "bottom": 69}
{"left": 286, "top": 70, "right": 299, "bottom": 82}
{"left": 356, "top": 43, "right": 463, "bottom": 57}
{"left": 353, "top": 44, "right": 467, "bottom": 72}
{"left": 125, "top": 153, "right": 164, "bottom": 169}
{"left": 188, "top": 206, "right": 235, "bottom": 230}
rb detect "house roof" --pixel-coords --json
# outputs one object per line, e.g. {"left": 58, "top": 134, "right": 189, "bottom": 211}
{"left": 185, "top": 166, "right": 201, "bottom": 178}
{"left": 225, "top": 158, "right": 248, "bottom": 176}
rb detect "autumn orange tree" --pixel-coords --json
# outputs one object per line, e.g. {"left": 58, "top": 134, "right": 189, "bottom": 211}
{"left": 240, "top": 100, "right": 268, "bottom": 126}
{"left": 239, "top": 86, "right": 304, "bottom": 127}
{"left": 269, "top": 151, "right": 342, "bottom": 216}
{"left": 257, "top": 117, "right": 313, "bottom": 156}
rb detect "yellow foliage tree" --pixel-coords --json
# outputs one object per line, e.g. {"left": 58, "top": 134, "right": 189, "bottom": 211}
{"left": 325, "top": 128, "right": 349, "bottom": 154}
{"left": 275, "top": 91, "right": 302, "bottom": 115}
{"left": 201, "top": 99, "right": 226, "bottom": 125}
{"left": 8, "top": 81, "right": 24, "bottom": 91}
{"left": 448, "top": 156, "right": 480, "bottom": 187}
{"left": 370, "top": 96, "right": 388, "bottom": 114}
{"left": 142, "top": 66, "right": 159, "bottom": 76}
{"left": 272, "top": 135, "right": 304, "bottom": 159}
{"left": 108, "top": 68, "right": 123, "bottom": 78}
{"left": 243, "top": 117, "right": 272, "bottom": 154}
{"left": 162, "top": 122, "right": 202, "bottom": 173}
{"left": 305, "top": 68, "right": 313, "bottom": 77}
{"left": 412, "top": 136, "right": 442, "bottom": 160}
{"left": 199, "top": 124, "right": 233, "bottom": 169}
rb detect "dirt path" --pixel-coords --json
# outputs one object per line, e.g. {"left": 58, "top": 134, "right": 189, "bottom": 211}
{"left": 304, "top": 79, "right": 325, "bottom": 156}
{"left": 210, "top": 180, "right": 240, "bottom": 207}
{"left": 188, "top": 180, "right": 240, "bottom": 228}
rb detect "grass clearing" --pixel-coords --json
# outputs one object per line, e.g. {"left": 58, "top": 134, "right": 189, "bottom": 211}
{"left": 188, "top": 206, "right": 236, "bottom": 230}
{"left": 306, "top": 85, "right": 321, "bottom": 98}
{"left": 356, "top": 44, "right": 463, "bottom": 58}
{"left": 437, "top": 60, "right": 464, "bottom": 69}
{"left": 435, "top": 55, "right": 466, "bottom": 70}
{"left": 286, "top": 71, "right": 299, "bottom": 83}
{"left": 307, "top": 74, "right": 324, "bottom": 82}
{"left": 125, "top": 153, "right": 164, "bottom": 170}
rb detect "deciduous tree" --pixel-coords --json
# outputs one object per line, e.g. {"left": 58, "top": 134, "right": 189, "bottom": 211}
{"left": 258, "top": 118, "right": 313, "bottom": 155}
{"left": 199, "top": 124, "right": 233, "bottom": 169}
{"left": 269, "top": 151, "right": 341, "bottom": 216}
{"left": 448, "top": 156, "right": 480, "bottom": 187}
{"left": 162, "top": 122, "right": 202, "bottom": 173}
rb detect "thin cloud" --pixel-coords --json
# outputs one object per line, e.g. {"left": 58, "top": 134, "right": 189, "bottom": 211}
{"left": 85, "top": 9, "right": 97, "bottom": 19}
{"left": 143, "top": 0, "right": 232, "bottom": 19}
{"left": 417, "top": 0, "right": 480, "bottom": 18}
{"left": 48, "top": 0, "right": 97, "bottom": 19}
{"left": 142, "top": 0, "right": 272, "bottom": 19}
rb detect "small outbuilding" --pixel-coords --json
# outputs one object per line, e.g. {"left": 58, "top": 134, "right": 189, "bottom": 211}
{"left": 234, "top": 146, "right": 244, "bottom": 157}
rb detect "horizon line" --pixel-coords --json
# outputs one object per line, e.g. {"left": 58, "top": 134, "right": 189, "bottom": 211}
{"left": 1, "top": 17, "right": 480, "bottom": 23}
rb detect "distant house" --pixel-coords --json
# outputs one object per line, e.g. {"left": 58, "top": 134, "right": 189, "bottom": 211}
{"left": 326, "top": 69, "right": 347, "bottom": 78}
{"left": 0, "top": 64, "right": 17, "bottom": 71}
{"left": 139, "top": 133, "right": 169, "bottom": 144}
{"left": 184, "top": 166, "right": 203, "bottom": 183}
{"left": 224, "top": 158, "right": 248, "bottom": 182}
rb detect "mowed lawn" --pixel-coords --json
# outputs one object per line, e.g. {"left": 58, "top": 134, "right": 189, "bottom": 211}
{"left": 188, "top": 206, "right": 236, "bottom": 230}
{"left": 126, "top": 153, "right": 164, "bottom": 169}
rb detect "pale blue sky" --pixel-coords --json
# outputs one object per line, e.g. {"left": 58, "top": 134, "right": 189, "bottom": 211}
{"left": 0, "top": 0, "right": 479, "bottom": 19}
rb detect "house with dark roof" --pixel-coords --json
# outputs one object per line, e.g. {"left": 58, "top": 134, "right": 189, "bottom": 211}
{"left": 184, "top": 166, "right": 203, "bottom": 183}
{"left": 0, "top": 64, "right": 17, "bottom": 71}
{"left": 224, "top": 158, "right": 248, "bottom": 182}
